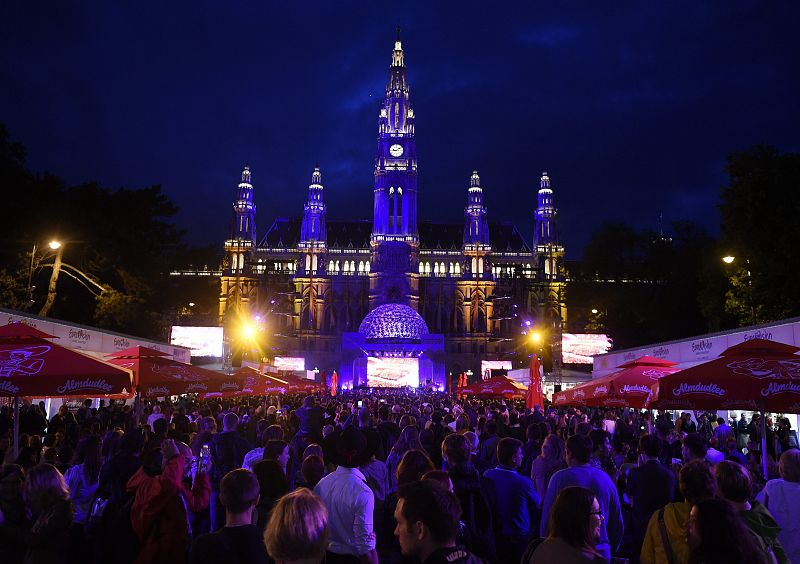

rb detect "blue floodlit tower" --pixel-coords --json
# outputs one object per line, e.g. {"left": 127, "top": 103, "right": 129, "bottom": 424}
{"left": 370, "top": 28, "right": 420, "bottom": 310}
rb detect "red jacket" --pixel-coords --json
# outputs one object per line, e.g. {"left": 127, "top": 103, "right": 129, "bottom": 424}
{"left": 126, "top": 455, "right": 210, "bottom": 564}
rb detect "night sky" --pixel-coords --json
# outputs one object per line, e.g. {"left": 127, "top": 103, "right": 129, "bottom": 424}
{"left": 2, "top": 2, "right": 798, "bottom": 256}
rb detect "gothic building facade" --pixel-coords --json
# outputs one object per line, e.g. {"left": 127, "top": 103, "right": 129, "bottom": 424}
{"left": 218, "top": 33, "right": 567, "bottom": 385}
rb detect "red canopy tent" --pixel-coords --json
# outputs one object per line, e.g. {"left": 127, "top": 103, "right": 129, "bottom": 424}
{"left": 0, "top": 323, "right": 134, "bottom": 398}
{"left": 646, "top": 339, "right": 800, "bottom": 477}
{"left": 0, "top": 322, "right": 134, "bottom": 458}
{"left": 460, "top": 374, "right": 527, "bottom": 399}
{"left": 552, "top": 356, "right": 679, "bottom": 409}
{"left": 107, "top": 346, "right": 237, "bottom": 397}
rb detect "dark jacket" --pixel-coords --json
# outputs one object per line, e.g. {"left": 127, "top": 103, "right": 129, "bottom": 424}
{"left": 448, "top": 462, "right": 495, "bottom": 562}
{"left": 210, "top": 430, "right": 251, "bottom": 491}
{"left": 423, "top": 546, "right": 485, "bottom": 564}
{"left": 25, "top": 497, "right": 73, "bottom": 564}
{"left": 626, "top": 459, "right": 676, "bottom": 549}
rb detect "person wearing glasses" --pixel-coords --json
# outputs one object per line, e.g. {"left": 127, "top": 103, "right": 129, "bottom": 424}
{"left": 539, "top": 434, "right": 624, "bottom": 561}
{"left": 526, "top": 486, "right": 606, "bottom": 563}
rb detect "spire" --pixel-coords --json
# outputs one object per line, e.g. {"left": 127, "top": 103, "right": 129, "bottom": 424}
{"left": 392, "top": 26, "right": 404, "bottom": 68}
{"left": 534, "top": 171, "right": 558, "bottom": 248}
{"left": 301, "top": 166, "right": 326, "bottom": 246}
{"left": 232, "top": 165, "right": 256, "bottom": 243}
{"left": 464, "top": 170, "right": 489, "bottom": 246}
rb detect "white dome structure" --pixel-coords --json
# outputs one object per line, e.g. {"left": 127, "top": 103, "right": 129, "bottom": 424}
{"left": 358, "top": 303, "right": 430, "bottom": 340}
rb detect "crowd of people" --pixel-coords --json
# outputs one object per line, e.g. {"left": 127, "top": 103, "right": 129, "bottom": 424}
{"left": 0, "top": 390, "right": 798, "bottom": 564}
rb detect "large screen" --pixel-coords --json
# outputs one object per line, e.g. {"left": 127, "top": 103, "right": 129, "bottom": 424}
{"left": 274, "top": 356, "right": 305, "bottom": 371}
{"left": 562, "top": 333, "right": 613, "bottom": 364}
{"left": 481, "top": 360, "right": 512, "bottom": 380}
{"left": 367, "top": 357, "right": 419, "bottom": 388}
{"left": 170, "top": 326, "right": 223, "bottom": 357}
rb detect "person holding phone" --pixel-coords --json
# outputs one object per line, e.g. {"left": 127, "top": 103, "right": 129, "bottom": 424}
{"left": 127, "top": 439, "right": 211, "bottom": 564}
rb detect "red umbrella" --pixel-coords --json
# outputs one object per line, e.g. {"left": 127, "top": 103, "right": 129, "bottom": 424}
{"left": 107, "top": 346, "right": 235, "bottom": 397}
{"left": 527, "top": 355, "right": 544, "bottom": 410}
{"left": 646, "top": 339, "right": 800, "bottom": 478}
{"left": 553, "top": 356, "right": 679, "bottom": 408}
{"left": 646, "top": 340, "right": 800, "bottom": 412}
{"left": 330, "top": 370, "right": 338, "bottom": 397}
{"left": 0, "top": 323, "right": 133, "bottom": 398}
{"left": 460, "top": 374, "right": 527, "bottom": 399}
{"left": 0, "top": 321, "right": 133, "bottom": 460}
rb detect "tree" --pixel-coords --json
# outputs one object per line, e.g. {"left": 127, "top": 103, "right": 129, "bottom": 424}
{"left": 569, "top": 220, "right": 719, "bottom": 349}
{"left": 720, "top": 146, "right": 800, "bottom": 325}
{"left": 0, "top": 125, "right": 220, "bottom": 339}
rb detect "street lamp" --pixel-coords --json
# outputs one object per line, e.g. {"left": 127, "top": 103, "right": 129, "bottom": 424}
{"left": 38, "top": 240, "right": 64, "bottom": 317}
{"left": 721, "top": 255, "right": 755, "bottom": 325}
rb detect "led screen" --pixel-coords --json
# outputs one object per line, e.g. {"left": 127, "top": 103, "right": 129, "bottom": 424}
{"left": 481, "top": 360, "right": 512, "bottom": 380}
{"left": 367, "top": 357, "right": 419, "bottom": 388}
{"left": 562, "top": 333, "right": 613, "bottom": 364}
{"left": 170, "top": 326, "right": 223, "bottom": 357}
{"left": 274, "top": 356, "right": 305, "bottom": 371}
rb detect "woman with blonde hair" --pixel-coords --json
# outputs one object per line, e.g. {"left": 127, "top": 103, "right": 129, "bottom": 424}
{"left": 23, "top": 464, "right": 74, "bottom": 563}
{"left": 264, "top": 488, "right": 329, "bottom": 564}
{"left": 530, "top": 434, "right": 567, "bottom": 496}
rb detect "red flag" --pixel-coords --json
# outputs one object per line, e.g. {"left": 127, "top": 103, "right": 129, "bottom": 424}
{"left": 527, "top": 355, "right": 544, "bottom": 410}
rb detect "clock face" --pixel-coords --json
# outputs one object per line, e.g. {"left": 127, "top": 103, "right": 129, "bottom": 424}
{"left": 389, "top": 143, "right": 404, "bottom": 157}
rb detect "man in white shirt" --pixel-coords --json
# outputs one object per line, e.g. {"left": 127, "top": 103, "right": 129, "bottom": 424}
{"left": 315, "top": 425, "right": 379, "bottom": 564}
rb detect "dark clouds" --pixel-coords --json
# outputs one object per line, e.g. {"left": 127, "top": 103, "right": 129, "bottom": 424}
{"left": 2, "top": 2, "right": 798, "bottom": 256}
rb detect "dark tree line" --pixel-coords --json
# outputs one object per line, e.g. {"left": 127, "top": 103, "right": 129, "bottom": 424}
{"left": 568, "top": 145, "right": 800, "bottom": 350}
{"left": 0, "top": 125, "right": 219, "bottom": 339}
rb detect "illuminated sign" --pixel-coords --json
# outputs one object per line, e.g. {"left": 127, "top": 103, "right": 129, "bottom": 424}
{"left": 274, "top": 357, "right": 306, "bottom": 371}
{"left": 480, "top": 360, "right": 512, "bottom": 380}
{"left": 562, "top": 333, "right": 613, "bottom": 364}
{"left": 170, "top": 326, "right": 223, "bottom": 357}
{"left": 367, "top": 357, "right": 419, "bottom": 388}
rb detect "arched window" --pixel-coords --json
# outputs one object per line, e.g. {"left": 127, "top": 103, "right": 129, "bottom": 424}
{"left": 365, "top": 261, "right": 371, "bottom": 273}
{"left": 478, "top": 258, "right": 484, "bottom": 274}
{"left": 359, "top": 261, "right": 365, "bottom": 273}
{"left": 328, "top": 260, "right": 334, "bottom": 272}
{"left": 425, "top": 262, "right": 430, "bottom": 274}
{"left": 471, "top": 257, "right": 477, "bottom": 275}
{"left": 455, "top": 263, "right": 461, "bottom": 274}
{"left": 419, "top": 262, "right": 424, "bottom": 274}
{"left": 434, "top": 262, "right": 439, "bottom": 274}
{"left": 312, "top": 255, "right": 317, "bottom": 272}
{"left": 335, "top": 260, "right": 340, "bottom": 273}
{"left": 305, "top": 254, "right": 311, "bottom": 272}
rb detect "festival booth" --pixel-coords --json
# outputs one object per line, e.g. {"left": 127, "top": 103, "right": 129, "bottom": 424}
{"left": 0, "top": 322, "right": 134, "bottom": 458}
{"left": 646, "top": 339, "right": 800, "bottom": 477}
{"left": 552, "top": 356, "right": 679, "bottom": 409}
{"left": 459, "top": 374, "right": 528, "bottom": 399}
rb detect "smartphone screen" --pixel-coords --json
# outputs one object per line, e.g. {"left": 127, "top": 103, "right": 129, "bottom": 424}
{"left": 357, "top": 400, "right": 364, "bottom": 408}
{"left": 200, "top": 444, "right": 210, "bottom": 465}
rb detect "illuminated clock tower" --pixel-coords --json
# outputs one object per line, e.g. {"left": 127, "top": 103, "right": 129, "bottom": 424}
{"left": 370, "top": 28, "right": 420, "bottom": 310}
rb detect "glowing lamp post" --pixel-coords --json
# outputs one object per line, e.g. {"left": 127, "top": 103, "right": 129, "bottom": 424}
{"left": 38, "top": 240, "right": 64, "bottom": 317}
